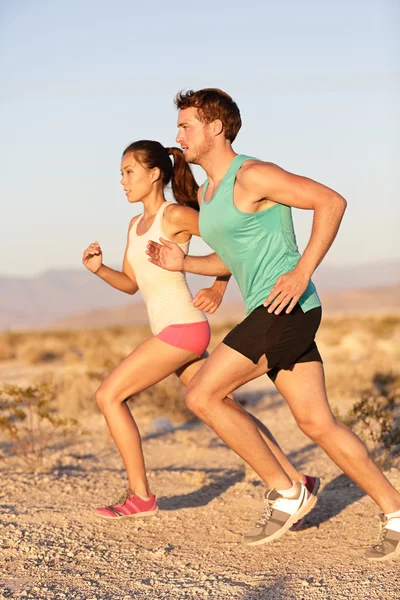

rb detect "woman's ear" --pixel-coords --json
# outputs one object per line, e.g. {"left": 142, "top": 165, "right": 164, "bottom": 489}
{"left": 150, "top": 166, "right": 161, "bottom": 183}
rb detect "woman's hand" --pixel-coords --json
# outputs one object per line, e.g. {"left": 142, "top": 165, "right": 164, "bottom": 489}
{"left": 193, "top": 286, "right": 224, "bottom": 314}
{"left": 82, "top": 241, "right": 103, "bottom": 274}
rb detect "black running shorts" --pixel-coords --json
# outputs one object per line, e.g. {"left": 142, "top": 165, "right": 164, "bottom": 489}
{"left": 223, "top": 303, "right": 322, "bottom": 382}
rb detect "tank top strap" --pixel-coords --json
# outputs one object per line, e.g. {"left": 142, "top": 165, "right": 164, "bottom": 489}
{"left": 130, "top": 213, "right": 142, "bottom": 239}
{"left": 224, "top": 154, "right": 260, "bottom": 184}
{"left": 201, "top": 154, "right": 260, "bottom": 202}
{"left": 130, "top": 202, "right": 169, "bottom": 241}
{"left": 153, "top": 201, "right": 169, "bottom": 228}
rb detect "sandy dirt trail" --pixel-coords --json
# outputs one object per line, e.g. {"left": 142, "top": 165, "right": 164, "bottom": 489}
{"left": 1, "top": 375, "right": 399, "bottom": 600}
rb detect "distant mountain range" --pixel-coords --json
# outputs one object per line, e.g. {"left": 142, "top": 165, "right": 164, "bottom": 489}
{"left": 0, "top": 260, "right": 399, "bottom": 330}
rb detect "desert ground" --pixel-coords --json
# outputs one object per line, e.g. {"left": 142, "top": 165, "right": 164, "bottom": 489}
{"left": 0, "top": 315, "right": 399, "bottom": 599}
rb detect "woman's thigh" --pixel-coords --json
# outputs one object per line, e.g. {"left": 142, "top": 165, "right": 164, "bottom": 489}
{"left": 98, "top": 336, "right": 199, "bottom": 402}
{"left": 175, "top": 351, "right": 208, "bottom": 387}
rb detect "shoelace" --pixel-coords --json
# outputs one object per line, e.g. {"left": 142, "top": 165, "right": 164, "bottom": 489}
{"left": 111, "top": 488, "right": 135, "bottom": 507}
{"left": 372, "top": 516, "right": 388, "bottom": 550}
{"left": 255, "top": 490, "right": 276, "bottom": 527}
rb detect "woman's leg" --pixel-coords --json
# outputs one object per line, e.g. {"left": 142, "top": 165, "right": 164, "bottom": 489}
{"left": 176, "top": 355, "right": 304, "bottom": 482}
{"left": 273, "top": 361, "right": 400, "bottom": 514}
{"left": 95, "top": 336, "right": 198, "bottom": 497}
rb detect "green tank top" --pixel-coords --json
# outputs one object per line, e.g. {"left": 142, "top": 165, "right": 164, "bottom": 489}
{"left": 198, "top": 154, "right": 321, "bottom": 315}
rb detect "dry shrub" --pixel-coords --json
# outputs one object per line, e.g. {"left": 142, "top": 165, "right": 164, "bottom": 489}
{"left": 127, "top": 374, "right": 191, "bottom": 423}
{"left": 63, "top": 347, "right": 84, "bottom": 365}
{"left": 335, "top": 371, "right": 400, "bottom": 467}
{"left": 55, "top": 372, "right": 99, "bottom": 417}
{"left": 80, "top": 329, "right": 128, "bottom": 376}
{"left": 317, "top": 314, "right": 399, "bottom": 399}
{"left": 16, "top": 333, "right": 77, "bottom": 365}
{"left": 0, "top": 382, "right": 78, "bottom": 469}
{"left": 0, "top": 333, "right": 15, "bottom": 361}
{"left": 32, "top": 369, "right": 98, "bottom": 418}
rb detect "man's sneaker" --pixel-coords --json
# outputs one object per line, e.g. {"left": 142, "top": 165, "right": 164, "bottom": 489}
{"left": 365, "top": 514, "right": 400, "bottom": 561}
{"left": 95, "top": 488, "right": 158, "bottom": 520}
{"left": 290, "top": 475, "right": 320, "bottom": 531}
{"left": 244, "top": 481, "right": 317, "bottom": 546}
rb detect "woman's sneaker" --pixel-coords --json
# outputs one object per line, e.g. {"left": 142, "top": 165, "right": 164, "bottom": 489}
{"left": 244, "top": 481, "right": 317, "bottom": 546}
{"left": 290, "top": 475, "right": 320, "bottom": 531}
{"left": 95, "top": 488, "right": 158, "bottom": 520}
{"left": 365, "top": 514, "right": 400, "bottom": 561}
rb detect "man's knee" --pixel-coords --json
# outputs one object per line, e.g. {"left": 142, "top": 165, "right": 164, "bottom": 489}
{"left": 185, "top": 383, "right": 211, "bottom": 418}
{"left": 297, "top": 414, "right": 337, "bottom": 441}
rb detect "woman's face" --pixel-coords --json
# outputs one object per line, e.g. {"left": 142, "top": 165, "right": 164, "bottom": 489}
{"left": 120, "top": 153, "right": 154, "bottom": 204}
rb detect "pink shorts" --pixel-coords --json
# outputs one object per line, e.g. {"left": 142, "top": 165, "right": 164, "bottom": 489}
{"left": 156, "top": 321, "right": 211, "bottom": 356}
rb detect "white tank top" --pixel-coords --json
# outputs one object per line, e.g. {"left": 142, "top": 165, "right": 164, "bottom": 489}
{"left": 126, "top": 202, "right": 207, "bottom": 335}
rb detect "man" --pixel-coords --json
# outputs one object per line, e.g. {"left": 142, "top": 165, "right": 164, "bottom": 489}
{"left": 147, "top": 88, "right": 400, "bottom": 560}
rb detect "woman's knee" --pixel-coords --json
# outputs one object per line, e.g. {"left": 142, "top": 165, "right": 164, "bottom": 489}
{"left": 94, "top": 385, "right": 120, "bottom": 413}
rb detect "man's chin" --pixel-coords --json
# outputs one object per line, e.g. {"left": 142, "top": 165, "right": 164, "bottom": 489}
{"left": 185, "top": 153, "right": 199, "bottom": 165}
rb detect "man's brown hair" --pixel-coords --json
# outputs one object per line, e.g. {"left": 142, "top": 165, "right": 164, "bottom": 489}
{"left": 175, "top": 88, "right": 242, "bottom": 143}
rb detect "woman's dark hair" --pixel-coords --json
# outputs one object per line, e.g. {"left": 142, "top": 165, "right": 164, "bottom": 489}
{"left": 122, "top": 140, "right": 199, "bottom": 211}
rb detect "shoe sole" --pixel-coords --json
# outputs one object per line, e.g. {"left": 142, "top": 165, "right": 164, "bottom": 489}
{"left": 95, "top": 507, "right": 159, "bottom": 520}
{"left": 289, "top": 477, "right": 321, "bottom": 532}
{"left": 365, "top": 545, "right": 400, "bottom": 562}
{"left": 245, "top": 493, "right": 318, "bottom": 547}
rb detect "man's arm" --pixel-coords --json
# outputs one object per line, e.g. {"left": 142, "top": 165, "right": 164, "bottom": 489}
{"left": 184, "top": 252, "right": 231, "bottom": 277}
{"left": 239, "top": 162, "right": 347, "bottom": 313}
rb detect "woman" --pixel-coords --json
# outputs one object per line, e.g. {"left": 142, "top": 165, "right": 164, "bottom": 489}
{"left": 82, "top": 140, "right": 316, "bottom": 520}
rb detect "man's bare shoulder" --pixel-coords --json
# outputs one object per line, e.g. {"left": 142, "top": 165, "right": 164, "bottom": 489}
{"left": 239, "top": 160, "right": 279, "bottom": 178}
{"left": 237, "top": 161, "right": 283, "bottom": 191}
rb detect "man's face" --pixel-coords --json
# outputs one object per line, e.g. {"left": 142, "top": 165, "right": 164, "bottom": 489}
{"left": 175, "top": 107, "right": 214, "bottom": 164}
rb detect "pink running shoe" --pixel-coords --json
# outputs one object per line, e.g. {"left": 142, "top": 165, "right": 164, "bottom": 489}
{"left": 95, "top": 488, "right": 158, "bottom": 520}
{"left": 290, "top": 475, "right": 320, "bottom": 531}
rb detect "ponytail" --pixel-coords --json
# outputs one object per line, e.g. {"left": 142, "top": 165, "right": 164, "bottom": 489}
{"left": 122, "top": 140, "right": 199, "bottom": 212}
{"left": 167, "top": 147, "right": 199, "bottom": 212}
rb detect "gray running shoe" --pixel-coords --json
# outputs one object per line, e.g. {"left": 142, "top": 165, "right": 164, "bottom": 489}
{"left": 365, "top": 514, "right": 400, "bottom": 561}
{"left": 244, "top": 481, "right": 317, "bottom": 546}
{"left": 290, "top": 475, "right": 320, "bottom": 532}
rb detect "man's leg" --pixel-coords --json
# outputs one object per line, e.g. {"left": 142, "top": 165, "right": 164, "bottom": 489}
{"left": 177, "top": 355, "right": 305, "bottom": 484}
{"left": 274, "top": 360, "right": 400, "bottom": 559}
{"left": 273, "top": 361, "right": 400, "bottom": 514}
{"left": 184, "top": 343, "right": 292, "bottom": 490}
{"left": 184, "top": 343, "right": 318, "bottom": 545}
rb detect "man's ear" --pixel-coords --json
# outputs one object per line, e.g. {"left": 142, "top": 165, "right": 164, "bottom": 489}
{"left": 212, "top": 119, "right": 224, "bottom": 137}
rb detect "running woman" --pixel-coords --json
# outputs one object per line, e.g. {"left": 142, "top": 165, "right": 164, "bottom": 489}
{"left": 82, "top": 140, "right": 316, "bottom": 521}
{"left": 146, "top": 89, "right": 400, "bottom": 560}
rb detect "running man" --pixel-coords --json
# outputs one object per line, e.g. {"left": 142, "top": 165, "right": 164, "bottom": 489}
{"left": 146, "top": 89, "right": 400, "bottom": 560}
{"left": 83, "top": 139, "right": 317, "bottom": 523}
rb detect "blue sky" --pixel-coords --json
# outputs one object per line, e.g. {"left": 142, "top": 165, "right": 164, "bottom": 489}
{"left": 1, "top": 0, "right": 399, "bottom": 277}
